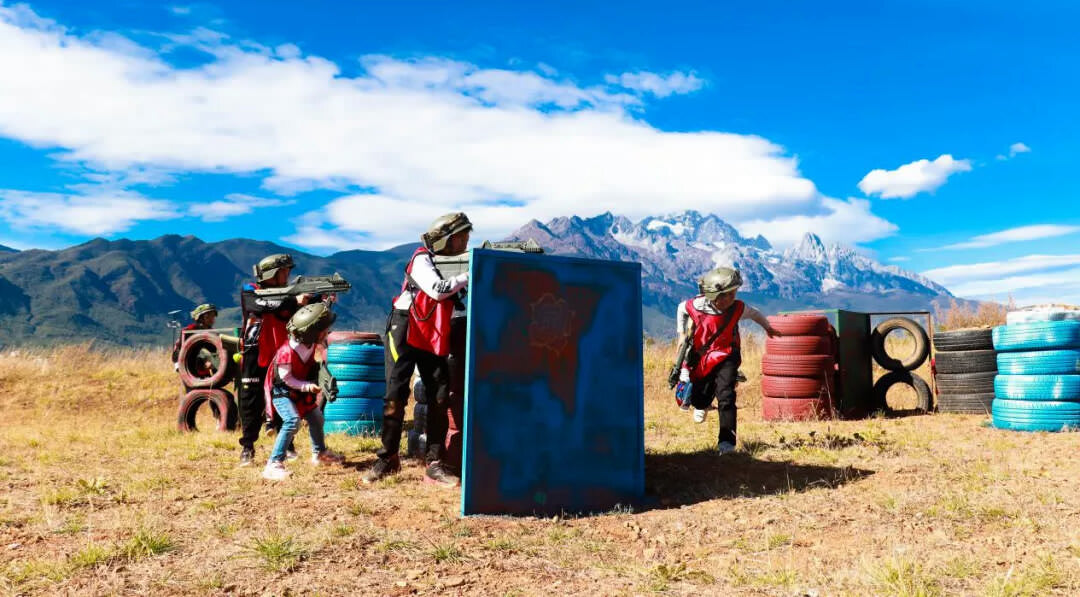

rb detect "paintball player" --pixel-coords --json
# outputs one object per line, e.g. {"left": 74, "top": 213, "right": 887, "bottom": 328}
{"left": 237, "top": 254, "right": 311, "bottom": 466}
{"left": 261, "top": 302, "right": 345, "bottom": 480}
{"left": 676, "top": 267, "right": 782, "bottom": 454}
{"left": 171, "top": 303, "right": 217, "bottom": 372}
{"left": 362, "top": 212, "right": 472, "bottom": 486}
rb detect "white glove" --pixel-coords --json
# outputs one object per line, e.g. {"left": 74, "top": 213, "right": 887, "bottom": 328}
{"left": 679, "top": 368, "right": 690, "bottom": 383}
{"left": 303, "top": 383, "right": 319, "bottom": 393}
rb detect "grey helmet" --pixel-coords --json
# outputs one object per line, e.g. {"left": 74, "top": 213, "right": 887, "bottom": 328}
{"left": 698, "top": 267, "right": 743, "bottom": 300}
{"left": 286, "top": 303, "right": 336, "bottom": 344}
{"left": 421, "top": 212, "right": 473, "bottom": 254}
{"left": 254, "top": 253, "right": 294, "bottom": 283}
{"left": 190, "top": 303, "right": 217, "bottom": 322}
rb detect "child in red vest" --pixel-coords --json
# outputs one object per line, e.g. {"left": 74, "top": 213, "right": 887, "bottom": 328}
{"left": 362, "top": 212, "right": 472, "bottom": 486}
{"left": 677, "top": 267, "right": 781, "bottom": 454}
{"left": 262, "top": 302, "right": 344, "bottom": 480}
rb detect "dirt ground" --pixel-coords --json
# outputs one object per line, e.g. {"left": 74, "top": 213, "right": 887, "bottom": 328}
{"left": 1, "top": 343, "right": 1079, "bottom": 596}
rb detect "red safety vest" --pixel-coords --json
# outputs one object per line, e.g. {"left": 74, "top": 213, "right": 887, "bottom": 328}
{"left": 686, "top": 298, "right": 744, "bottom": 381}
{"left": 399, "top": 247, "right": 455, "bottom": 357}
{"left": 263, "top": 343, "right": 318, "bottom": 419}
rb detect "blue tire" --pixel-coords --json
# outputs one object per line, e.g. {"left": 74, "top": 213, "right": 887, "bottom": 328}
{"left": 327, "top": 363, "right": 384, "bottom": 382}
{"left": 996, "top": 350, "right": 1080, "bottom": 375}
{"left": 992, "top": 398, "right": 1080, "bottom": 431}
{"left": 994, "top": 374, "right": 1080, "bottom": 401}
{"left": 326, "top": 343, "right": 384, "bottom": 365}
{"left": 324, "top": 419, "right": 382, "bottom": 436}
{"left": 324, "top": 397, "right": 384, "bottom": 421}
{"left": 992, "top": 321, "right": 1080, "bottom": 352}
{"left": 336, "top": 380, "right": 386, "bottom": 399}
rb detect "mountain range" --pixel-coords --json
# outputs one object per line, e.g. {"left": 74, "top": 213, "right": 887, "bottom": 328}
{"left": 0, "top": 211, "right": 959, "bottom": 345}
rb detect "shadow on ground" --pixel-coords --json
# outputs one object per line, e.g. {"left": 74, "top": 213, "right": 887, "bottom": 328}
{"left": 642, "top": 450, "right": 873, "bottom": 510}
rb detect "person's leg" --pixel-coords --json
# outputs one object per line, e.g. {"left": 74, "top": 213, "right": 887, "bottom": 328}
{"left": 377, "top": 311, "right": 416, "bottom": 462}
{"left": 237, "top": 358, "right": 267, "bottom": 455}
{"left": 712, "top": 355, "right": 742, "bottom": 448}
{"left": 688, "top": 374, "right": 717, "bottom": 424}
{"left": 305, "top": 406, "right": 327, "bottom": 455}
{"left": 268, "top": 396, "right": 300, "bottom": 463}
{"left": 418, "top": 351, "right": 451, "bottom": 464}
{"left": 442, "top": 317, "right": 467, "bottom": 473}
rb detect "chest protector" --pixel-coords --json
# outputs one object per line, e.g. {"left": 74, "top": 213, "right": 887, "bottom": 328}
{"left": 263, "top": 344, "right": 318, "bottom": 419}
{"left": 686, "top": 298, "right": 744, "bottom": 381}
{"left": 400, "top": 247, "right": 455, "bottom": 357}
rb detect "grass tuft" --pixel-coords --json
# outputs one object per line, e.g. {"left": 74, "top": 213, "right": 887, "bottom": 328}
{"left": 244, "top": 532, "right": 308, "bottom": 572}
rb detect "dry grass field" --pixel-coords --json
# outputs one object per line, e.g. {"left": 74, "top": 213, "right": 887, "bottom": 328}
{"left": 2, "top": 330, "right": 1079, "bottom": 596}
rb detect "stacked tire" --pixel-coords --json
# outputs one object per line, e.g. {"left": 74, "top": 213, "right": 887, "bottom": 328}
{"left": 760, "top": 314, "right": 836, "bottom": 421}
{"left": 406, "top": 378, "right": 428, "bottom": 458}
{"left": 871, "top": 318, "right": 932, "bottom": 413}
{"left": 991, "top": 319, "right": 1080, "bottom": 432}
{"left": 324, "top": 332, "right": 386, "bottom": 436}
{"left": 176, "top": 331, "right": 239, "bottom": 432}
{"left": 932, "top": 328, "right": 996, "bottom": 414}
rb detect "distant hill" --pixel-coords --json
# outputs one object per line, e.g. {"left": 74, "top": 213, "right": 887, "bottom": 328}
{"left": 0, "top": 211, "right": 967, "bottom": 345}
{"left": 0, "top": 244, "right": 17, "bottom": 254}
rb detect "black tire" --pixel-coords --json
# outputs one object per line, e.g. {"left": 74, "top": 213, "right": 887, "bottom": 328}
{"left": 932, "top": 328, "right": 994, "bottom": 352}
{"left": 934, "top": 371, "right": 997, "bottom": 394}
{"left": 871, "top": 318, "right": 930, "bottom": 371}
{"left": 936, "top": 392, "right": 994, "bottom": 414}
{"left": 874, "top": 370, "right": 932, "bottom": 413}
{"left": 934, "top": 349, "right": 997, "bottom": 374}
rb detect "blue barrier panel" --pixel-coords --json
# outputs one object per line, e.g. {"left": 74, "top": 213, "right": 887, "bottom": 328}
{"left": 461, "top": 249, "right": 644, "bottom": 516}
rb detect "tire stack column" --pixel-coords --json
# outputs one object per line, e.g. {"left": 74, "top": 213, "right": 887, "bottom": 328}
{"left": 991, "top": 317, "right": 1080, "bottom": 431}
{"left": 176, "top": 331, "right": 239, "bottom": 432}
{"left": 324, "top": 332, "right": 387, "bottom": 436}
{"left": 870, "top": 318, "right": 932, "bottom": 413}
{"left": 760, "top": 314, "right": 837, "bottom": 421}
{"left": 931, "top": 328, "right": 996, "bottom": 414}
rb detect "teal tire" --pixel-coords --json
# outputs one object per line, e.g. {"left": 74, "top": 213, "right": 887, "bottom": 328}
{"left": 996, "top": 350, "right": 1080, "bottom": 375}
{"left": 324, "top": 397, "right": 384, "bottom": 421}
{"left": 327, "top": 363, "right": 384, "bottom": 382}
{"left": 336, "top": 380, "right": 386, "bottom": 399}
{"left": 326, "top": 343, "right": 384, "bottom": 366}
{"left": 324, "top": 419, "right": 382, "bottom": 436}
{"left": 992, "top": 321, "right": 1080, "bottom": 352}
{"left": 992, "top": 399, "right": 1080, "bottom": 431}
{"left": 994, "top": 374, "right": 1080, "bottom": 401}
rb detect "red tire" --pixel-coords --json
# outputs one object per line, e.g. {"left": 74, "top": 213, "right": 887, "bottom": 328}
{"left": 178, "top": 332, "right": 228, "bottom": 389}
{"left": 765, "top": 335, "right": 833, "bottom": 356}
{"left": 767, "top": 314, "right": 830, "bottom": 336}
{"left": 761, "top": 354, "right": 834, "bottom": 377}
{"left": 177, "top": 388, "right": 237, "bottom": 432}
{"left": 762, "top": 396, "right": 832, "bottom": 421}
{"left": 761, "top": 375, "right": 834, "bottom": 399}
{"left": 328, "top": 331, "right": 382, "bottom": 345}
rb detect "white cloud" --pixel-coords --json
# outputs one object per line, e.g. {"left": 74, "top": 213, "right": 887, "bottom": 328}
{"left": 188, "top": 193, "right": 294, "bottom": 222}
{"left": 1009, "top": 142, "right": 1031, "bottom": 156}
{"left": 169, "top": 5, "right": 192, "bottom": 16}
{"left": 857, "top": 154, "right": 972, "bottom": 199}
{"left": 941, "top": 224, "right": 1080, "bottom": 250}
{"left": 0, "top": 190, "right": 178, "bottom": 235}
{"left": 735, "top": 197, "right": 899, "bottom": 248}
{"left": 0, "top": 5, "right": 848, "bottom": 251}
{"left": 889, "top": 256, "right": 910, "bottom": 262}
{"left": 947, "top": 267, "right": 1080, "bottom": 298}
{"left": 922, "top": 254, "right": 1080, "bottom": 285}
{"left": 604, "top": 71, "right": 705, "bottom": 98}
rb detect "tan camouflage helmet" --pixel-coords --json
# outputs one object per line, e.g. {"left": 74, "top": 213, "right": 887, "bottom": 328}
{"left": 286, "top": 302, "right": 336, "bottom": 344}
{"left": 253, "top": 253, "right": 294, "bottom": 283}
{"left": 698, "top": 267, "right": 743, "bottom": 300}
{"left": 421, "top": 212, "right": 473, "bottom": 253}
{"left": 190, "top": 303, "right": 217, "bottom": 321}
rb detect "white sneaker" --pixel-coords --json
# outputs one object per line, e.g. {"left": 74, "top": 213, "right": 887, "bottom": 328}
{"left": 717, "top": 441, "right": 737, "bottom": 455}
{"left": 311, "top": 449, "right": 345, "bottom": 466}
{"left": 692, "top": 409, "right": 707, "bottom": 424}
{"left": 262, "top": 461, "right": 291, "bottom": 481}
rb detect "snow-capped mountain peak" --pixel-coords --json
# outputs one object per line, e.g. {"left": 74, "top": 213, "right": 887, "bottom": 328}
{"left": 507, "top": 210, "right": 957, "bottom": 334}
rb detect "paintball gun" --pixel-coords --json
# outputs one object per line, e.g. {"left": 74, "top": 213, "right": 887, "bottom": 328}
{"left": 252, "top": 273, "right": 351, "bottom": 301}
{"left": 667, "top": 335, "right": 694, "bottom": 389}
{"left": 432, "top": 239, "right": 544, "bottom": 278}
{"left": 316, "top": 362, "right": 338, "bottom": 403}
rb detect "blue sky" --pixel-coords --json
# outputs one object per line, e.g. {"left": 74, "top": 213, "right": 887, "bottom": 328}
{"left": 0, "top": 1, "right": 1077, "bottom": 305}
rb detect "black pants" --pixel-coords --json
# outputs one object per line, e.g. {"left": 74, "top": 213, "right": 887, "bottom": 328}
{"left": 237, "top": 354, "right": 283, "bottom": 450}
{"left": 378, "top": 309, "right": 450, "bottom": 462}
{"left": 690, "top": 353, "right": 741, "bottom": 446}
